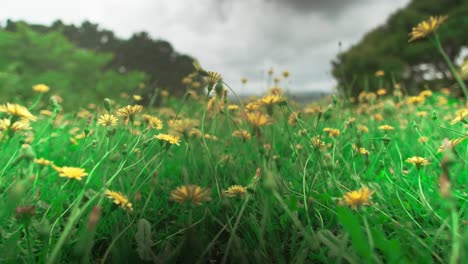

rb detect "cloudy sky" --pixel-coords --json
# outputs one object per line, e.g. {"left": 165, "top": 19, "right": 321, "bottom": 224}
{"left": 1, "top": 0, "right": 410, "bottom": 95}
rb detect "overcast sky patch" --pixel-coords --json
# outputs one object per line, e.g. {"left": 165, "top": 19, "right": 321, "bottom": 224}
{"left": 1, "top": 0, "right": 410, "bottom": 94}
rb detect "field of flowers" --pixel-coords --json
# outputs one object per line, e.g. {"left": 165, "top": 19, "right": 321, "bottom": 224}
{"left": 0, "top": 15, "right": 466, "bottom": 264}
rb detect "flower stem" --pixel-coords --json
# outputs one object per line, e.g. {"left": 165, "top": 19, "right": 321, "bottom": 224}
{"left": 433, "top": 33, "right": 468, "bottom": 100}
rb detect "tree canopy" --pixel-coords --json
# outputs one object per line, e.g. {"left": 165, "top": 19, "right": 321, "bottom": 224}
{"left": 5, "top": 20, "right": 195, "bottom": 98}
{"left": 331, "top": 0, "right": 468, "bottom": 97}
{"left": 0, "top": 23, "right": 147, "bottom": 109}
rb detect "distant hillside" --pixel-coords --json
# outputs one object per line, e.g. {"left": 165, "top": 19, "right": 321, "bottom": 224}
{"left": 4, "top": 19, "right": 196, "bottom": 97}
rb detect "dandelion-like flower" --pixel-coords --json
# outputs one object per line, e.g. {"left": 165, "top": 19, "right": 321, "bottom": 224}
{"left": 409, "top": 15, "right": 448, "bottom": 42}
{"left": 98, "top": 114, "right": 118, "bottom": 127}
{"left": 245, "top": 112, "right": 271, "bottom": 127}
{"left": 132, "top": 95, "right": 143, "bottom": 101}
{"left": 323, "top": 128, "right": 340, "bottom": 138}
{"left": 32, "top": 84, "right": 50, "bottom": 93}
{"left": 117, "top": 105, "right": 142, "bottom": 123}
{"left": 0, "top": 103, "right": 37, "bottom": 121}
{"left": 375, "top": 70, "right": 385, "bottom": 77}
{"left": 170, "top": 185, "right": 211, "bottom": 206}
{"left": 449, "top": 109, "right": 467, "bottom": 125}
{"left": 206, "top": 71, "right": 222, "bottom": 86}
{"left": 232, "top": 129, "right": 251, "bottom": 141}
{"left": 260, "top": 94, "right": 284, "bottom": 106}
{"left": 54, "top": 166, "right": 89, "bottom": 181}
{"left": 105, "top": 190, "right": 133, "bottom": 212}
{"left": 339, "top": 186, "right": 374, "bottom": 210}
{"left": 378, "top": 125, "right": 395, "bottom": 131}
{"left": 406, "top": 156, "right": 430, "bottom": 168}
{"left": 437, "top": 137, "right": 467, "bottom": 153}
{"left": 143, "top": 115, "right": 163, "bottom": 130}
{"left": 224, "top": 185, "right": 247, "bottom": 198}
{"left": 310, "top": 136, "right": 326, "bottom": 150}
{"left": 154, "top": 133, "right": 181, "bottom": 146}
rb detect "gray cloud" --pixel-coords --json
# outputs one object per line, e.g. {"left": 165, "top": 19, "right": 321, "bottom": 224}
{"left": 0, "top": 0, "right": 410, "bottom": 94}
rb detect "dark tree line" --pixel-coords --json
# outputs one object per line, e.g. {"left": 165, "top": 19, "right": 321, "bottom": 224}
{"left": 4, "top": 19, "right": 195, "bottom": 97}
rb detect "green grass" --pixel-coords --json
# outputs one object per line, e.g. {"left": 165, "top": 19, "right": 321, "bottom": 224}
{"left": 0, "top": 86, "right": 466, "bottom": 264}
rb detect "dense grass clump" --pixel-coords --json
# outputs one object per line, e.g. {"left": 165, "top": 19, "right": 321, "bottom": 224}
{"left": 0, "top": 81, "right": 466, "bottom": 263}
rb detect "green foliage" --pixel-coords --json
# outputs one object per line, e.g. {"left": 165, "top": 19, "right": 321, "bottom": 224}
{"left": 5, "top": 19, "right": 196, "bottom": 98}
{"left": 0, "top": 23, "right": 147, "bottom": 109}
{"left": 332, "top": 0, "right": 468, "bottom": 96}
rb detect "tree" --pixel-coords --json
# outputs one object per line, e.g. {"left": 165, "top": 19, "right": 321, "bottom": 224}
{"left": 0, "top": 23, "right": 146, "bottom": 109}
{"left": 5, "top": 20, "right": 196, "bottom": 98}
{"left": 332, "top": 0, "right": 468, "bottom": 97}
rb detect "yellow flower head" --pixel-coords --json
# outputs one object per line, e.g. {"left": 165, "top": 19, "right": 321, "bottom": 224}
{"left": 245, "top": 102, "right": 261, "bottom": 112}
{"left": 406, "top": 156, "right": 430, "bottom": 168}
{"left": 378, "top": 125, "right": 395, "bottom": 131}
{"left": 224, "top": 185, "right": 247, "bottom": 198}
{"left": 418, "top": 136, "right": 429, "bottom": 143}
{"left": 310, "top": 136, "right": 326, "bottom": 150}
{"left": 32, "top": 84, "right": 50, "bottom": 93}
{"left": 377, "top": 88, "right": 387, "bottom": 96}
{"left": 409, "top": 15, "right": 448, "bottom": 42}
{"left": 54, "top": 166, "right": 89, "bottom": 181}
{"left": 282, "top": 71, "right": 290, "bottom": 78}
{"left": 0, "top": 103, "right": 37, "bottom": 121}
{"left": 375, "top": 70, "right": 385, "bottom": 77}
{"left": 154, "top": 133, "right": 181, "bottom": 146}
{"left": 241, "top": 77, "right": 248, "bottom": 84}
{"left": 323, "top": 128, "right": 340, "bottom": 138}
{"left": 133, "top": 95, "right": 143, "bottom": 101}
{"left": 245, "top": 112, "right": 272, "bottom": 127}
{"left": 232, "top": 129, "right": 251, "bottom": 141}
{"left": 206, "top": 71, "right": 222, "bottom": 86}
{"left": 116, "top": 105, "right": 143, "bottom": 122}
{"left": 170, "top": 185, "right": 211, "bottom": 206}
{"left": 97, "top": 114, "right": 118, "bottom": 127}
{"left": 105, "top": 190, "right": 133, "bottom": 212}
{"left": 437, "top": 137, "right": 467, "bottom": 153}
{"left": 357, "top": 124, "right": 369, "bottom": 133}
{"left": 143, "top": 115, "right": 163, "bottom": 130}
{"left": 449, "top": 109, "right": 467, "bottom": 125}
{"left": 260, "top": 94, "right": 284, "bottom": 106}
{"left": 339, "top": 186, "right": 374, "bottom": 210}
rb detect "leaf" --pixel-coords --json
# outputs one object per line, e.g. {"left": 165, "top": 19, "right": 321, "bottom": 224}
{"left": 337, "top": 207, "right": 372, "bottom": 261}
{"left": 135, "top": 218, "right": 154, "bottom": 261}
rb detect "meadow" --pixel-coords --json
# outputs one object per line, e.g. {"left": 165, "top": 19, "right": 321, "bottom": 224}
{"left": 0, "top": 16, "right": 467, "bottom": 264}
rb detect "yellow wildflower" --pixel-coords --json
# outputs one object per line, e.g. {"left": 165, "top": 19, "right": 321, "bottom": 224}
{"left": 378, "top": 125, "right": 395, "bottom": 131}
{"left": 170, "top": 185, "right": 211, "bottom": 206}
{"left": 323, "top": 128, "right": 340, "bottom": 138}
{"left": 54, "top": 166, "right": 89, "bottom": 181}
{"left": 449, "top": 109, "right": 467, "bottom": 125}
{"left": 32, "top": 84, "right": 50, "bottom": 93}
{"left": 105, "top": 190, "right": 133, "bottom": 212}
{"left": 0, "top": 103, "right": 37, "bottom": 121}
{"left": 406, "top": 156, "right": 430, "bottom": 168}
{"left": 232, "top": 129, "right": 251, "bottom": 141}
{"left": 339, "top": 186, "right": 374, "bottom": 210}
{"left": 224, "top": 185, "right": 247, "bottom": 198}
{"left": 375, "top": 70, "right": 385, "bottom": 77}
{"left": 245, "top": 112, "right": 272, "bottom": 127}
{"left": 409, "top": 15, "right": 448, "bottom": 42}
{"left": 97, "top": 114, "right": 118, "bottom": 127}
{"left": 154, "top": 133, "right": 181, "bottom": 146}
{"left": 116, "top": 105, "right": 142, "bottom": 122}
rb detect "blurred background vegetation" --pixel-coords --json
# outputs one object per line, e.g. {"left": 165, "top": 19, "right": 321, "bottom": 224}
{"left": 0, "top": 20, "right": 195, "bottom": 109}
{"left": 332, "top": 0, "right": 468, "bottom": 97}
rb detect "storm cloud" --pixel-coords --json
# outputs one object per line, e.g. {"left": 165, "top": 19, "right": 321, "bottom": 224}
{"left": 1, "top": 0, "right": 410, "bottom": 94}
